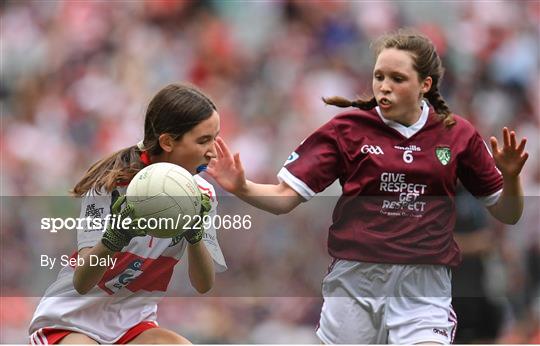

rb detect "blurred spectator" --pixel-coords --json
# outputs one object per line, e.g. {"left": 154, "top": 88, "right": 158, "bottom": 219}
{"left": 451, "top": 184, "right": 504, "bottom": 343}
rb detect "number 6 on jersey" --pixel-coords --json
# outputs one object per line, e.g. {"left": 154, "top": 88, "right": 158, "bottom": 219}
{"left": 403, "top": 150, "right": 413, "bottom": 163}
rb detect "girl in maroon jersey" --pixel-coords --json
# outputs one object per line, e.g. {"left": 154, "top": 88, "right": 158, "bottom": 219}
{"left": 207, "top": 29, "right": 528, "bottom": 344}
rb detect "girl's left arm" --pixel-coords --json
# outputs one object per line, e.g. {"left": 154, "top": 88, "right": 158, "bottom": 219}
{"left": 187, "top": 241, "right": 215, "bottom": 293}
{"left": 487, "top": 127, "right": 529, "bottom": 224}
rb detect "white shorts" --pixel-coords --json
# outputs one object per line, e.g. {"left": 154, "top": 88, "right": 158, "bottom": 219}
{"left": 316, "top": 260, "right": 457, "bottom": 344}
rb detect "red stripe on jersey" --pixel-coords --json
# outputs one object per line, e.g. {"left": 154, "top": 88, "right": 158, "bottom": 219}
{"left": 125, "top": 255, "right": 178, "bottom": 292}
{"left": 96, "top": 252, "right": 179, "bottom": 294}
{"left": 197, "top": 184, "right": 214, "bottom": 202}
{"left": 68, "top": 251, "right": 178, "bottom": 294}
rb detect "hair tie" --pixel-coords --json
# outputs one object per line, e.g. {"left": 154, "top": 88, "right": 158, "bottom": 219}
{"left": 136, "top": 140, "right": 145, "bottom": 151}
{"left": 140, "top": 151, "right": 151, "bottom": 166}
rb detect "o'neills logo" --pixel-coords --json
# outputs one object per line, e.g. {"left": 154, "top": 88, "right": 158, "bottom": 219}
{"left": 394, "top": 144, "right": 422, "bottom": 152}
{"left": 361, "top": 145, "right": 384, "bottom": 155}
{"left": 432, "top": 328, "right": 448, "bottom": 337}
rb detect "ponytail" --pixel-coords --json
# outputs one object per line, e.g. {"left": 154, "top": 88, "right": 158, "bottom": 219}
{"left": 322, "top": 96, "right": 378, "bottom": 111}
{"left": 72, "top": 83, "right": 217, "bottom": 196}
{"left": 425, "top": 87, "right": 455, "bottom": 128}
{"left": 71, "top": 146, "right": 145, "bottom": 196}
{"left": 323, "top": 91, "right": 456, "bottom": 128}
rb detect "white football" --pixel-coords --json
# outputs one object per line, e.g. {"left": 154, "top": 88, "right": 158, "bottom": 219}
{"left": 126, "top": 162, "right": 201, "bottom": 238}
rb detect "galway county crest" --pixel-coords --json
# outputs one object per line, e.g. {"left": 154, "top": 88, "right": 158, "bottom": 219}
{"left": 435, "top": 147, "right": 451, "bottom": 166}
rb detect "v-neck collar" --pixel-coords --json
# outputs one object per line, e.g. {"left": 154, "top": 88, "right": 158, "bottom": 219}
{"left": 375, "top": 100, "right": 429, "bottom": 139}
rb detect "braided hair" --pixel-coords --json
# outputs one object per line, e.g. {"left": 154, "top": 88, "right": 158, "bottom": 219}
{"left": 323, "top": 29, "right": 455, "bottom": 128}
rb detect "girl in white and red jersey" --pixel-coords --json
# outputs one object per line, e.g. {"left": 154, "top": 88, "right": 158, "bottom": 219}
{"left": 29, "top": 83, "right": 227, "bottom": 344}
{"left": 206, "top": 29, "right": 528, "bottom": 344}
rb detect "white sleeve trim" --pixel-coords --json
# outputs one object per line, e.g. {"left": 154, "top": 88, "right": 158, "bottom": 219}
{"left": 277, "top": 167, "right": 316, "bottom": 201}
{"left": 478, "top": 188, "right": 503, "bottom": 207}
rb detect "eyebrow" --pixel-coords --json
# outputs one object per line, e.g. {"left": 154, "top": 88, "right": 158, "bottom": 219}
{"left": 373, "top": 69, "right": 407, "bottom": 76}
{"left": 197, "top": 131, "right": 220, "bottom": 141}
{"left": 374, "top": 70, "right": 410, "bottom": 81}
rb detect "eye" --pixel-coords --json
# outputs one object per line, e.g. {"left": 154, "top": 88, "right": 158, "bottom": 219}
{"left": 374, "top": 74, "right": 384, "bottom": 81}
{"left": 393, "top": 75, "right": 405, "bottom": 83}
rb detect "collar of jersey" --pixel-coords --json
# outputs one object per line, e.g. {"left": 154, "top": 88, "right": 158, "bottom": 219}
{"left": 375, "top": 100, "right": 429, "bottom": 139}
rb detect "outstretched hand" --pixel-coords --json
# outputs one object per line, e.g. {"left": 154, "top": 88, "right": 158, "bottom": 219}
{"left": 206, "top": 137, "right": 247, "bottom": 194}
{"left": 490, "top": 127, "right": 528, "bottom": 179}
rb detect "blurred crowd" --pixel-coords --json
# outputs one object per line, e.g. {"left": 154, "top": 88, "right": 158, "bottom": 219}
{"left": 1, "top": 0, "right": 539, "bottom": 343}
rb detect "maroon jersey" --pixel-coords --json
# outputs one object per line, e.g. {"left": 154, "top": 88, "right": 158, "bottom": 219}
{"left": 278, "top": 102, "right": 502, "bottom": 266}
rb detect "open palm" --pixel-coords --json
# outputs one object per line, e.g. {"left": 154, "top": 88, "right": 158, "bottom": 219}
{"left": 206, "top": 137, "right": 247, "bottom": 194}
{"left": 490, "top": 127, "right": 528, "bottom": 178}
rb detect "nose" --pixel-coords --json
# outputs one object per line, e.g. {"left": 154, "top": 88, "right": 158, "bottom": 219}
{"left": 206, "top": 142, "right": 217, "bottom": 159}
{"left": 379, "top": 79, "right": 391, "bottom": 93}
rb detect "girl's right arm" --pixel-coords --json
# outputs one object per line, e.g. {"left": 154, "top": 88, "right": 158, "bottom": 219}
{"left": 73, "top": 243, "right": 116, "bottom": 295}
{"left": 206, "top": 137, "right": 304, "bottom": 215}
{"left": 73, "top": 195, "right": 142, "bottom": 294}
{"left": 234, "top": 180, "right": 303, "bottom": 215}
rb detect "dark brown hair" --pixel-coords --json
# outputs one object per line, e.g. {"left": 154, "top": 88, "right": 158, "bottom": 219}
{"left": 323, "top": 29, "right": 455, "bottom": 127}
{"left": 72, "top": 83, "right": 217, "bottom": 196}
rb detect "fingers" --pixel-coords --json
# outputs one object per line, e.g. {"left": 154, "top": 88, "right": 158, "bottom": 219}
{"left": 120, "top": 204, "right": 133, "bottom": 218}
{"left": 234, "top": 153, "right": 244, "bottom": 173}
{"left": 510, "top": 130, "right": 517, "bottom": 148}
{"left": 503, "top": 127, "right": 510, "bottom": 147}
{"left": 490, "top": 136, "right": 499, "bottom": 155}
{"left": 215, "top": 139, "right": 225, "bottom": 159}
{"left": 205, "top": 158, "right": 217, "bottom": 177}
{"left": 517, "top": 152, "right": 529, "bottom": 173}
{"left": 501, "top": 127, "right": 527, "bottom": 152}
{"left": 517, "top": 138, "right": 527, "bottom": 153}
{"left": 112, "top": 195, "right": 127, "bottom": 214}
{"left": 216, "top": 137, "right": 233, "bottom": 159}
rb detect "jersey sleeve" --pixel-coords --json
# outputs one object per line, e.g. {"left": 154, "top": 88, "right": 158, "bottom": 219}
{"left": 77, "top": 189, "right": 113, "bottom": 251}
{"left": 195, "top": 175, "right": 227, "bottom": 273}
{"left": 277, "top": 121, "right": 342, "bottom": 200}
{"left": 457, "top": 131, "right": 503, "bottom": 206}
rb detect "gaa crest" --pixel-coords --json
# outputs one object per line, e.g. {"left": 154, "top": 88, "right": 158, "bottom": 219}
{"left": 435, "top": 146, "right": 451, "bottom": 166}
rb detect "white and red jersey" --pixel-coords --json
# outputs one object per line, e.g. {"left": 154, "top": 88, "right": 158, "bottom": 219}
{"left": 278, "top": 101, "right": 502, "bottom": 267}
{"left": 29, "top": 175, "right": 226, "bottom": 344}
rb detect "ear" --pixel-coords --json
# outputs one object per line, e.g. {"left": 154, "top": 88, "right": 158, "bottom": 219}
{"left": 420, "top": 76, "right": 433, "bottom": 95}
{"left": 158, "top": 134, "right": 174, "bottom": 153}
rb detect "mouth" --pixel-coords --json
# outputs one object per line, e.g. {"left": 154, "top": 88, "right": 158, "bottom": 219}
{"left": 378, "top": 97, "right": 392, "bottom": 108}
